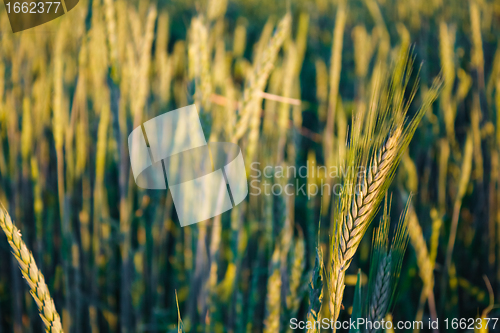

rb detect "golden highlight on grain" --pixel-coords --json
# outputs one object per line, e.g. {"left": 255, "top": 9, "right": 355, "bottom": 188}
{"left": 328, "top": 51, "right": 441, "bottom": 326}
{"left": 0, "top": 205, "right": 64, "bottom": 333}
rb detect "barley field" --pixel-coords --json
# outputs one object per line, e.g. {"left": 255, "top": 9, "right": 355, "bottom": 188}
{"left": 0, "top": 0, "right": 499, "bottom": 332}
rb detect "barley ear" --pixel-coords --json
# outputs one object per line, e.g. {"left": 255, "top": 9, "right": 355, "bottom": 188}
{"left": 349, "top": 270, "right": 363, "bottom": 333}
{"left": 232, "top": 13, "right": 291, "bottom": 144}
{"left": 0, "top": 204, "right": 64, "bottom": 333}
{"left": 365, "top": 195, "right": 411, "bottom": 333}
{"left": 307, "top": 246, "right": 324, "bottom": 333}
{"left": 328, "top": 50, "right": 441, "bottom": 325}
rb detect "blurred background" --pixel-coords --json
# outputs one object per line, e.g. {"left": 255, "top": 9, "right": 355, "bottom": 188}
{"left": 0, "top": 0, "right": 499, "bottom": 331}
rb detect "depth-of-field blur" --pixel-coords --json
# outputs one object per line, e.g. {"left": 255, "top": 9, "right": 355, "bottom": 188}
{"left": 0, "top": 0, "right": 499, "bottom": 332}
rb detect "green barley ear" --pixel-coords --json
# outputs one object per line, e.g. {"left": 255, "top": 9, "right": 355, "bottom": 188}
{"left": 0, "top": 204, "right": 64, "bottom": 333}
{"left": 365, "top": 195, "right": 411, "bottom": 333}
{"left": 328, "top": 49, "right": 441, "bottom": 324}
{"left": 307, "top": 213, "right": 324, "bottom": 333}
{"left": 307, "top": 246, "right": 324, "bottom": 333}
{"left": 349, "top": 270, "right": 363, "bottom": 333}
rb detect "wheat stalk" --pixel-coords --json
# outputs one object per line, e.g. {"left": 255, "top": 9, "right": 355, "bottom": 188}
{"left": 437, "top": 139, "right": 450, "bottom": 213}
{"left": 342, "top": 125, "right": 402, "bottom": 259}
{"left": 324, "top": 0, "right": 346, "bottom": 167}
{"left": 406, "top": 206, "right": 438, "bottom": 331}
{"left": 188, "top": 16, "right": 212, "bottom": 112}
{"left": 367, "top": 253, "right": 391, "bottom": 331}
{"left": 0, "top": 205, "right": 64, "bottom": 333}
{"left": 103, "top": 0, "right": 118, "bottom": 73}
{"left": 329, "top": 126, "right": 402, "bottom": 323}
{"left": 365, "top": 197, "right": 410, "bottom": 333}
{"left": 175, "top": 290, "right": 185, "bottom": 333}
{"left": 429, "top": 209, "right": 442, "bottom": 268}
{"left": 328, "top": 51, "right": 441, "bottom": 326}
{"left": 307, "top": 246, "right": 324, "bottom": 333}
{"left": 470, "top": 0, "right": 485, "bottom": 89}
{"left": 439, "top": 22, "right": 457, "bottom": 147}
{"left": 276, "top": 41, "right": 297, "bottom": 164}
{"left": 264, "top": 245, "right": 282, "bottom": 333}
{"left": 232, "top": 13, "right": 291, "bottom": 143}
{"left": 133, "top": 6, "right": 157, "bottom": 126}
{"left": 441, "top": 132, "right": 474, "bottom": 302}
{"left": 352, "top": 25, "right": 376, "bottom": 80}
{"left": 244, "top": 14, "right": 291, "bottom": 165}
{"left": 472, "top": 94, "right": 484, "bottom": 182}
{"left": 154, "top": 12, "right": 171, "bottom": 106}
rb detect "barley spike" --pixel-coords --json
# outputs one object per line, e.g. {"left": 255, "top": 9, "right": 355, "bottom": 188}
{"left": 0, "top": 204, "right": 64, "bottom": 333}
